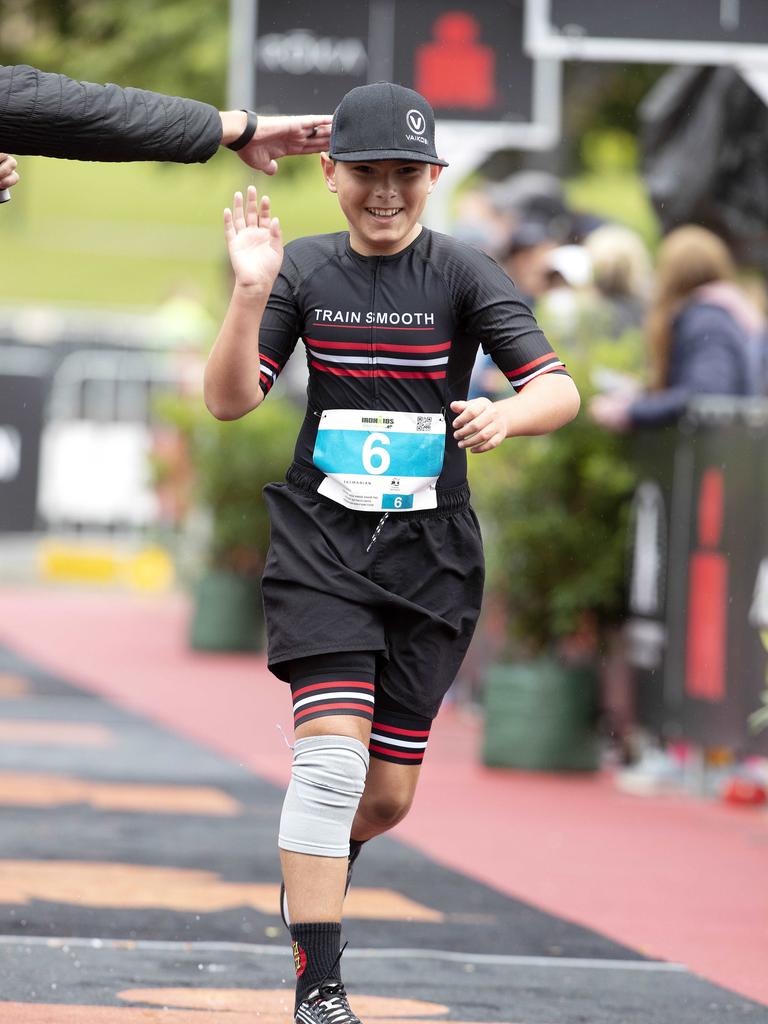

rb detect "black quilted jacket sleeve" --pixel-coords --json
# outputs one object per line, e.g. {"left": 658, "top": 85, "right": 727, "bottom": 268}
{"left": 0, "top": 64, "right": 222, "bottom": 163}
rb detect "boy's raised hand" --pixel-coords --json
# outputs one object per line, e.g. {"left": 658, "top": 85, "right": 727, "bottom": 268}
{"left": 224, "top": 186, "right": 283, "bottom": 295}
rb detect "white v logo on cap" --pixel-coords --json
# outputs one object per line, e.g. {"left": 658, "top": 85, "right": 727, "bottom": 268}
{"left": 407, "top": 109, "right": 426, "bottom": 134}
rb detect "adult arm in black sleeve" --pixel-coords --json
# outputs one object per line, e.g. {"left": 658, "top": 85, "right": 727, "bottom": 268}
{"left": 0, "top": 63, "right": 222, "bottom": 163}
{"left": 0, "top": 64, "right": 332, "bottom": 172}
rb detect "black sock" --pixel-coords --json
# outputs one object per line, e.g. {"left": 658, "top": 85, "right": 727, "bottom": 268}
{"left": 290, "top": 921, "right": 342, "bottom": 1011}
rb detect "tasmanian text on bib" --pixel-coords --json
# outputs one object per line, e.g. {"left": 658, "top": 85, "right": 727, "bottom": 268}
{"left": 312, "top": 409, "right": 445, "bottom": 512}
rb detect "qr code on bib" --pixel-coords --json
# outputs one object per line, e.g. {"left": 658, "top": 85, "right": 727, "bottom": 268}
{"left": 416, "top": 416, "right": 431, "bottom": 432}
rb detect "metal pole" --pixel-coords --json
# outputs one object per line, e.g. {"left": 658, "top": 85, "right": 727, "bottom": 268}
{"left": 228, "top": 0, "right": 258, "bottom": 109}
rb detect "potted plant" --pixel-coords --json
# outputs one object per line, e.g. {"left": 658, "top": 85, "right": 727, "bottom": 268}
{"left": 469, "top": 335, "right": 640, "bottom": 770}
{"left": 155, "top": 395, "right": 302, "bottom": 651}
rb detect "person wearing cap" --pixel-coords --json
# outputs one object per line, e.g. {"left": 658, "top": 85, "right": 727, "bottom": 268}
{"left": 205, "top": 81, "right": 579, "bottom": 1024}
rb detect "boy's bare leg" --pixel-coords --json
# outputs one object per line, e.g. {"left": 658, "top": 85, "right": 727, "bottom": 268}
{"left": 351, "top": 759, "right": 422, "bottom": 841}
{"left": 281, "top": 850, "right": 348, "bottom": 922}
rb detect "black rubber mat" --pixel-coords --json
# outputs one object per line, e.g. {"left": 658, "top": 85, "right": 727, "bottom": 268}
{"left": 0, "top": 643, "right": 765, "bottom": 1024}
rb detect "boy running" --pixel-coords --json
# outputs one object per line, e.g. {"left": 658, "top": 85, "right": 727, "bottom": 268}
{"left": 204, "top": 82, "right": 580, "bottom": 1024}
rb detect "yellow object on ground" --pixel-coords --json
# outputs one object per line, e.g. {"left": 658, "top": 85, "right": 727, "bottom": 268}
{"left": 38, "top": 542, "right": 174, "bottom": 592}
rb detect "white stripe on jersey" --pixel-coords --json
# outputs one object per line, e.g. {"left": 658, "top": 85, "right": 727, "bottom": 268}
{"left": 293, "top": 690, "right": 376, "bottom": 712}
{"left": 513, "top": 361, "right": 564, "bottom": 388}
{"left": 309, "top": 349, "right": 448, "bottom": 368}
{"left": 370, "top": 732, "right": 428, "bottom": 749}
{"left": 259, "top": 363, "right": 276, "bottom": 378}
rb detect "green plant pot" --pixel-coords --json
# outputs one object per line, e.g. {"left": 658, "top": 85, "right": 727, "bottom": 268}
{"left": 189, "top": 570, "right": 265, "bottom": 652}
{"left": 482, "top": 659, "right": 600, "bottom": 771}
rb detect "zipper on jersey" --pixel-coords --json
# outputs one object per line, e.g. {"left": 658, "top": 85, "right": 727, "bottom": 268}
{"left": 370, "top": 257, "right": 380, "bottom": 405}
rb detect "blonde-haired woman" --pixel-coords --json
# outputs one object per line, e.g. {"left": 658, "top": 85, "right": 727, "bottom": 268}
{"left": 590, "top": 225, "right": 765, "bottom": 430}
{"left": 583, "top": 223, "right": 652, "bottom": 338}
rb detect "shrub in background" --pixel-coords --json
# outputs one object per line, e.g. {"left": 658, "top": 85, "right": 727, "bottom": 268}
{"left": 155, "top": 395, "right": 302, "bottom": 651}
{"left": 471, "top": 333, "right": 641, "bottom": 657}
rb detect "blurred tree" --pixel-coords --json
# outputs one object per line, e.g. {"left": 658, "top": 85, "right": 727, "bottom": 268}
{"left": 0, "top": 0, "right": 228, "bottom": 106}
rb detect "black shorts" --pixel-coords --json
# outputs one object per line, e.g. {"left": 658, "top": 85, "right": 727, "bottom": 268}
{"left": 261, "top": 463, "right": 485, "bottom": 720}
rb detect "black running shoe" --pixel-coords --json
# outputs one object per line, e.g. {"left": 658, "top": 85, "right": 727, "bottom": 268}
{"left": 295, "top": 980, "right": 362, "bottom": 1024}
{"left": 280, "top": 841, "right": 364, "bottom": 929}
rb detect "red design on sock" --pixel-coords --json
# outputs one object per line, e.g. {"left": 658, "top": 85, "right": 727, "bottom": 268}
{"left": 292, "top": 941, "right": 307, "bottom": 977}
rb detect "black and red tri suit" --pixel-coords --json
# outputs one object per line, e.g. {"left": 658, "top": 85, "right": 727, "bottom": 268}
{"left": 258, "top": 227, "right": 568, "bottom": 719}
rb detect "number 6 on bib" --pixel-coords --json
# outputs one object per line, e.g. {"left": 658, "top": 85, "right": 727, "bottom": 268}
{"left": 313, "top": 409, "right": 445, "bottom": 512}
{"left": 362, "top": 433, "right": 391, "bottom": 475}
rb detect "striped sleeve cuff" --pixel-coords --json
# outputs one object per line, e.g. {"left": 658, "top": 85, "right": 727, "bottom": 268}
{"left": 258, "top": 353, "right": 282, "bottom": 395}
{"left": 504, "top": 352, "right": 567, "bottom": 391}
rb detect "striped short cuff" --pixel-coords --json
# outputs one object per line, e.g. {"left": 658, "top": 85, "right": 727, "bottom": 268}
{"left": 291, "top": 678, "right": 376, "bottom": 729}
{"left": 368, "top": 712, "right": 431, "bottom": 766}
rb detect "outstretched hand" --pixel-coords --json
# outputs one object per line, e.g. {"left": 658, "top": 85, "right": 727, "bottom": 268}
{"left": 224, "top": 186, "right": 283, "bottom": 294}
{"left": 236, "top": 114, "right": 332, "bottom": 175}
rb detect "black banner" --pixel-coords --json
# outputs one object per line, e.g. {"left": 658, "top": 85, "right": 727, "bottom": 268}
{"left": 549, "top": 0, "right": 768, "bottom": 44}
{"left": 252, "top": 0, "right": 533, "bottom": 123}
{"left": 630, "top": 401, "right": 768, "bottom": 756}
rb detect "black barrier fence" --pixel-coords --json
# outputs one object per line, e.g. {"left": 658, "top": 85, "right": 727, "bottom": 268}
{"left": 626, "top": 397, "right": 768, "bottom": 757}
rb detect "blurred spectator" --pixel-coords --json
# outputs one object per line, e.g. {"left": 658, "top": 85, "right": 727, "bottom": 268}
{"left": 537, "top": 243, "right": 595, "bottom": 344}
{"left": 583, "top": 224, "right": 653, "bottom": 339}
{"left": 452, "top": 186, "right": 509, "bottom": 257}
{"left": 503, "top": 221, "right": 557, "bottom": 305}
{"left": 468, "top": 221, "right": 558, "bottom": 399}
{"left": 487, "top": 170, "right": 604, "bottom": 245}
{"left": 487, "top": 171, "right": 571, "bottom": 243}
{"left": 590, "top": 225, "right": 766, "bottom": 430}
{"left": 545, "top": 244, "right": 593, "bottom": 290}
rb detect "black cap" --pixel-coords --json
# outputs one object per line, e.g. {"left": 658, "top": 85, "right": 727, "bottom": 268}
{"left": 329, "top": 83, "right": 448, "bottom": 166}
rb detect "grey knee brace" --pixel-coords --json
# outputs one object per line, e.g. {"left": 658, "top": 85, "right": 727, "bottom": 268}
{"left": 279, "top": 734, "right": 369, "bottom": 857}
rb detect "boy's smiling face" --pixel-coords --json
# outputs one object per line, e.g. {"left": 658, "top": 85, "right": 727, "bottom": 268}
{"left": 321, "top": 156, "right": 442, "bottom": 257}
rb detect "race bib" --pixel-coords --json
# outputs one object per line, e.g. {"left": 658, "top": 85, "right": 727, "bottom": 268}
{"left": 313, "top": 409, "right": 445, "bottom": 512}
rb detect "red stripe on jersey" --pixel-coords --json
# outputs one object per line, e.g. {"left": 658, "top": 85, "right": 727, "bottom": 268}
{"left": 372, "top": 722, "right": 431, "bottom": 737}
{"left": 306, "top": 338, "right": 451, "bottom": 354}
{"left": 294, "top": 701, "right": 375, "bottom": 722}
{"left": 311, "top": 323, "right": 435, "bottom": 331}
{"left": 368, "top": 743, "right": 424, "bottom": 760}
{"left": 516, "top": 365, "right": 565, "bottom": 388}
{"left": 310, "top": 362, "right": 446, "bottom": 380}
{"left": 506, "top": 352, "right": 558, "bottom": 377}
{"left": 378, "top": 368, "right": 447, "bottom": 379}
{"left": 260, "top": 353, "right": 280, "bottom": 370}
{"left": 259, "top": 373, "right": 270, "bottom": 387}
{"left": 292, "top": 680, "right": 375, "bottom": 701}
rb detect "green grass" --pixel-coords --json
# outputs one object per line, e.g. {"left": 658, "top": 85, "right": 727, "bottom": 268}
{"left": 2, "top": 153, "right": 344, "bottom": 314}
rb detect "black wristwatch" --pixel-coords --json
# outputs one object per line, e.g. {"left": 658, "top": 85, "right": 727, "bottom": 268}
{"left": 226, "top": 109, "right": 259, "bottom": 151}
